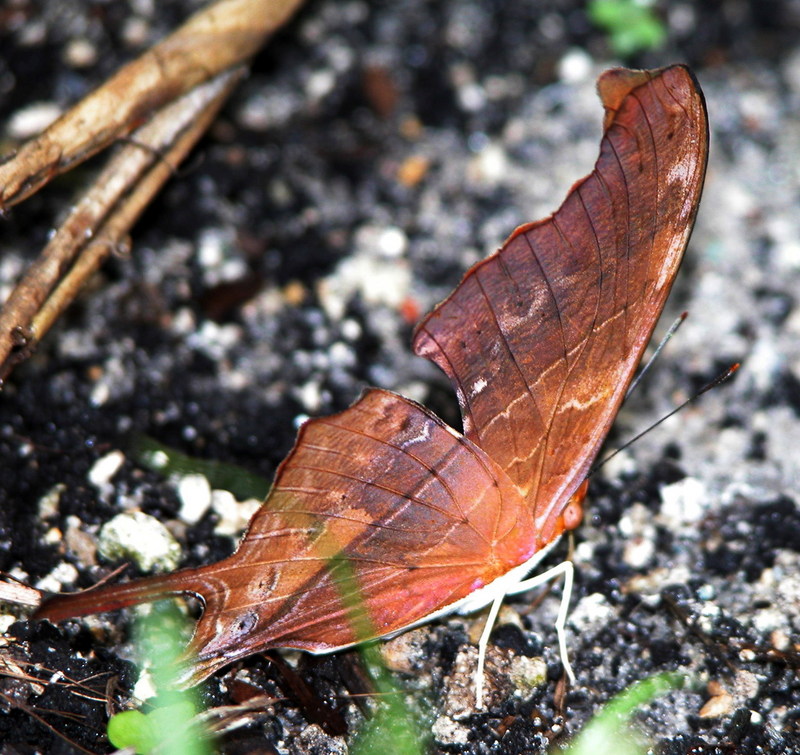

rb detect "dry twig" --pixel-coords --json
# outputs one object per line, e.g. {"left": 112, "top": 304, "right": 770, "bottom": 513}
{"left": 0, "top": 0, "right": 306, "bottom": 384}
{"left": 0, "top": 574, "right": 42, "bottom": 608}
{"left": 0, "top": 0, "right": 304, "bottom": 209}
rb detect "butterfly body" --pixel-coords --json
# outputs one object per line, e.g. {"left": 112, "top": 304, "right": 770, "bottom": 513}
{"left": 35, "top": 65, "right": 709, "bottom": 693}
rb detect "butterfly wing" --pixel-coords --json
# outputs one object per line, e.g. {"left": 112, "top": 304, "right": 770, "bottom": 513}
{"left": 178, "top": 388, "right": 535, "bottom": 682}
{"left": 37, "top": 390, "right": 533, "bottom": 684}
{"left": 413, "top": 65, "right": 708, "bottom": 547}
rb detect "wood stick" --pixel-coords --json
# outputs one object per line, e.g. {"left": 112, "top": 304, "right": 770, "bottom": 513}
{"left": 0, "top": 69, "right": 244, "bottom": 381}
{"left": 0, "top": 0, "right": 308, "bottom": 382}
{"left": 0, "top": 0, "right": 304, "bottom": 209}
{"left": 33, "top": 69, "right": 248, "bottom": 356}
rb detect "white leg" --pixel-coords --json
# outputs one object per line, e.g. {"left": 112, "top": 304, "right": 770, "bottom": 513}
{"left": 475, "top": 590, "right": 506, "bottom": 710}
{"left": 505, "top": 560, "right": 575, "bottom": 685}
{"left": 472, "top": 560, "right": 576, "bottom": 710}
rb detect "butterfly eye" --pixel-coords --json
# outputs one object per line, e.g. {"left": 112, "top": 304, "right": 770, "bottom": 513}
{"left": 563, "top": 481, "right": 589, "bottom": 531}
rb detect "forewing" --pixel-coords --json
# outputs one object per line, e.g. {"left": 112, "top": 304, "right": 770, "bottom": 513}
{"left": 412, "top": 65, "right": 708, "bottom": 546}
{"left": 183, "top": 388, "right": 535, "bottom": 682}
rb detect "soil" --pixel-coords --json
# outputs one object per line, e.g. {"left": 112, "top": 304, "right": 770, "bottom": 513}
{"left": 2, "top": 0, "right": 800, "bottom": 753}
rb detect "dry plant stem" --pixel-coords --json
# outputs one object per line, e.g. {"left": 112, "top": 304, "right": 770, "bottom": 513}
{"left": 29, "top": 70, "right": 244, "bottom": 344}
{"left": 199, "top": 696, "right": 279, "bottom": 736}
{"left": 31, "top": 69, "right": 246, "bottom": 348}
{"left": 0, "top": 0, "right": 307, "bottom": 380}
{"left": 0, "top": 577, "right": 42, "bottom": 608}
{"left": 32, "top": 72, "right": 244, "bottom": 336}
{"left": 0, "top": 0, "right": 305, "bottom": 209}
{"left": 0, "top": 69, "right": 244, "bottom": 381}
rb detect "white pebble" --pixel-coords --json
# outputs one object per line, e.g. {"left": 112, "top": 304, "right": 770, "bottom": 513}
{"left": 89, "top": 380, "right": 110, "bottom": 407}
{"left": 558, "top": 48, "right": 593, "bottom": 84}
{"left": 569, "top": 592, "right": 615, "bottom": 633}
{"left": 132, "top": 668, "right": 158, "bottom": 702}
{"left": 659, "top": 477, "right": 708, "bottom": 530}
{"left": 295, "top": 380, "right": 323, "bottom": 413}
{"left": 44, "top": 527, "right": 62, "bottom": 544}
{"left": 64, "top": 38, "right": 97, "bottom": 67}
{"left": 88, "top": 451, "right": 125, "bottom": 489}
{"left": 467, "top": 142, "right": 509, "bottom": 188}
{"left": 143, "top": 449, "right": 169, "bottom": 471}
{"left": 458, "top": 82, "right": 486, "bottom": 112}
{"left": 318, "top": 253, "right": 411, "bottom": 321}
{"left": 98, "top": 512, "right": 182, "bottom": 573}
{"left": 122, "top": 16, "right": 151, "bottom": 47}
{"left": 329, "top": 341, "right": 355, "bottom": 369}
{"left": 341, "top": 318, "right": 362, "bottom": 341}
{"left": 35, "top": 562, "right": 79, "bottom": 593}
{"left": 306, "top": 69, "right": 336, "bottom": 100}
{"left": 623, "top": 536, "right": 656, "bottom": 570}
{"left": 38, "top": 484, "right": 65, "bottom": 519}
{"left": 377, "top": 226, "right": 408, "bottom": 258}
{"left": 177, "top": 474, "right": 212, "bottom": 525}
{"left": 212, "top": 490, "right": 261, "bottom": 537}
{"left": 6, "top": 102, "right": 61, "bottom": 139}
{"left": 171, "top": 307, "right": 196, "bottom": 335}
{"left": 197, "top": 228, "right": 225, "bottom": 267}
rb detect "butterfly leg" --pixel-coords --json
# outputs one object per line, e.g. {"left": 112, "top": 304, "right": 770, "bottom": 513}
{"left": 474, "top": 560, "right": 575, "bottom": 710}
{"left": 507, "top": 560, "right": 575, "bottom": 685}
{"left": 475, "top": 589, "right": 506, "bottom": 709}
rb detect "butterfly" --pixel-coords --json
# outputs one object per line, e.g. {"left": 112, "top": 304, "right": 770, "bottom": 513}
{"left": 35, "top": 65, "right": 709, "bottom": 707}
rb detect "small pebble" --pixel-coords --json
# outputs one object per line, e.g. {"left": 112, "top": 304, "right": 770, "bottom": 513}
{"left": 132, "top": 668, "right": 158, "bottom": 703}
{"left": 6, "top": 102, "right": 61, "bottom": 139}
{"left": 306, "top": 68, "right": 336, "bottom": 100}
{"left": 38, "top": 484, "right": 65, "bottom": 519}
{"left": 397, "top": 154, "right": 430, "bottom": 187}
{"left": 34, "top": 562, "right": 79, "bottom": 594}
{"left": 318, "top": 252, "right": 411, "bottom": 321}
{"left": 295, "top": 380, "right": 323, "bottom": 413}
{"left": 97, "top": 512, "right": 182, "bottom": 573}
{"left": 432, "top": 714, "right": 471, "bottom": 746}
{"left": 64, "top": 517, "right": 97, "bottom": 567}
{"left": 212, "top": 491, "right": 261, "bottom": 537}
{"left": 699, "top": 681, "right": 734, "bottom": 718}
{"left": 176, "top": 474, "right": 212, "bottom": 525}
{"left": 569, "top": 592, "right": 615, "bottom": 633}
{"left": 122, "top": 16, "right": 151, "bottom": 47}
{"left": 558, "top": 48, "right": 593, "bottom": 83}
{"left": 658, "top": 477, "right": 708, "bottom": 529}
{"left": 43, "top": 527, "right": 62, "bottom": 544}
{"left": 380, "top": 628, "right": 428, "bottom": 674}
{"left": 64, "top": 38, "right": 97, "bottom": 68}
{"left": 467, "top": 142, "right": 508, "bottom": 187}
{"left": 88, "top": 451, "right": 125, "bottom": 491}
{"left": 296, "top": 725, "right": 347, "bottom": 755}
{"left": 508, "top": 655, "right": 547, "bottom": 696}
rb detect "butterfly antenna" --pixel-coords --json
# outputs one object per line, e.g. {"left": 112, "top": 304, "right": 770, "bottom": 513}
{"left": 595, "top": 363, "right": 740, "bottom": 474}
{"left": 626, "top": 312, "right": 688, "bottom": 399}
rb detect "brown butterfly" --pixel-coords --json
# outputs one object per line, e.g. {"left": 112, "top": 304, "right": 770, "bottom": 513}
{"left": 35, "top": 65, "right": 709, "bottom": 706}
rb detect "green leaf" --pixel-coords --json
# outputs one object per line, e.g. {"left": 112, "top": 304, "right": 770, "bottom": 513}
{"left": 587, "top": 0, "right": 666, "bottom": 56}
{"left": 323, "top": 552, "right": 428, "bottom": 755}
{"left": 107, "top": 710, "right": 155, "bottom": 753}
{"left": 107, "top": 703, "right": 208, "bottom": 755}
{"left": 107, "top": 602, "right": 213, "bottom": 754}
{"left": 131, "top": 432, "right": 271, "bottom": 501}
{"left": 562, "top": 672, "right": 690, "bottom": 755}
